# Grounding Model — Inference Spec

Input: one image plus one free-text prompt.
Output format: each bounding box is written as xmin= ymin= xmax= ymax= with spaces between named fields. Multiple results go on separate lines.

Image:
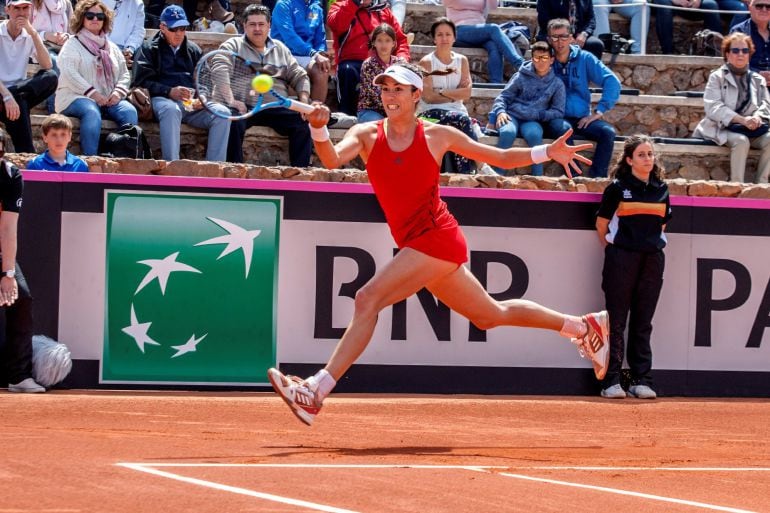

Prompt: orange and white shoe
xmin=572 ymin=311 xmax=610 ymax=380
xmin=267 ymin=368 xmax=321 ymax=426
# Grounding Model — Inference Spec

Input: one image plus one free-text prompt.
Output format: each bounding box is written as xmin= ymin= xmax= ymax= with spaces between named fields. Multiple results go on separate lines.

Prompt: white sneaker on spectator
xmin=600 ymin=383 xmax=626 ymax=399
xmin=628 ymin=384 xmax=657 ymax=399
xmin=8 ymin=377 xmax=45 ymax=393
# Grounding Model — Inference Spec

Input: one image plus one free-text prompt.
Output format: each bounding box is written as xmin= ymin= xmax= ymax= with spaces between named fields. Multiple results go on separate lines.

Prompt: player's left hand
xmin=548 ymin=128 xmax=593 ymax=178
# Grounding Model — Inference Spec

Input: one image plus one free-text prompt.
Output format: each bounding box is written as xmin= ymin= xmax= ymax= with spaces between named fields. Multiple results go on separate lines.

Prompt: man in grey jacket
xmin=489 ymin=41 xmax=567 ymax=176
xmin=223 ymin=4 xmax=312 ymax=165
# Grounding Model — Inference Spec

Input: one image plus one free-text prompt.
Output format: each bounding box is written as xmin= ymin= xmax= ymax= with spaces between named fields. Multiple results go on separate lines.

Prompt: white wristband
xmin=531 ymin=144 xmax=549 ymax=164
xmin=2 ymin=95 xmax=12 ymax=103
xmin=310 ymin=125 xmax=330 ymax=142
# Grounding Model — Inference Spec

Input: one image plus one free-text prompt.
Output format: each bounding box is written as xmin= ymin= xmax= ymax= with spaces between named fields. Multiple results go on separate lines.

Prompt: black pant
xmin=1 ymin=69 xmax=58 ymax=153
xmin=226 ymin=106 xmax=311 ymax=166
xmin=601 ymin=245 xmax=664 ymax=388
xmin=336 ymin=60 xmax=363 ymax=116
xmin=0 ymin=263 xmax=34 ymax=385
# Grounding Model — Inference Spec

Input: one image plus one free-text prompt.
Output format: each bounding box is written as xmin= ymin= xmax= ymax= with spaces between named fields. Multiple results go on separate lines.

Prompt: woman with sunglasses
xmin=694 ymin=32 xmax=770 ymax=183
xmin=54 ymin=0 xmax=138 ymax=155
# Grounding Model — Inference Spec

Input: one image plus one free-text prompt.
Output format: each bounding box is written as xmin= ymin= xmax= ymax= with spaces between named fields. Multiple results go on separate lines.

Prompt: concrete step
xmin=17 ymin=113 xmax=751 ymax=182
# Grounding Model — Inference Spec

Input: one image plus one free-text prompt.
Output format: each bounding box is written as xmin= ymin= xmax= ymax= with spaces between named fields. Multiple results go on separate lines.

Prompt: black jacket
xmin=536 ymin=0 xmax=597 ymax=40
xmin=132 ymin=32 xmax=202 ymax=98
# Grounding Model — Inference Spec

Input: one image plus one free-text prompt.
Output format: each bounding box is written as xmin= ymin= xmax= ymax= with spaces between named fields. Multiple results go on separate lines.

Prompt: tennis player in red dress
xmin=269 ymin=64 xmax=610 ymax=425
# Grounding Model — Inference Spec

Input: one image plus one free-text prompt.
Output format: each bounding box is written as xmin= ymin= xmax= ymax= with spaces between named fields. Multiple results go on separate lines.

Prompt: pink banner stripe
xmin=21 ymin=171 xmax=770 ymax=209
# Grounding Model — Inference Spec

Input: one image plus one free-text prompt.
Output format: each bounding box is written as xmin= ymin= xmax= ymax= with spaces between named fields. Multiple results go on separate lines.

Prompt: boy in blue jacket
xmin=26 ymin=115 xmax=88 ymax=172
xmin=490 ymin=41 xmax=566 ymax=176
xmin=548 ymin=18 xmax=620 ymax=178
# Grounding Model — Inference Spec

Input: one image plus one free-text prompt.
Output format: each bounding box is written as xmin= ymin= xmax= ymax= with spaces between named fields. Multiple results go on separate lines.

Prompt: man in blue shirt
xmin=26 ymin=114 xmax=88 ymax=172
xmin=731 ymin=0 xmax=770 ymax=81
xmin=548 ymin=18 xmax=620 ymax=177
xmin=270 ymin=0 xmax=331 ymax=103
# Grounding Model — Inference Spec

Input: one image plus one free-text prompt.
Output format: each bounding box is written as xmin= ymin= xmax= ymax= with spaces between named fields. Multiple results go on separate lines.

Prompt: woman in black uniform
xmin=596 ymin=134 xmax=671 ymax=399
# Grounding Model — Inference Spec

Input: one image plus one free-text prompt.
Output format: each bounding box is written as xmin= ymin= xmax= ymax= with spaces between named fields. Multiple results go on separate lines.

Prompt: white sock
xmin=304 ymin=369 xmax=336 ymax=402
xmin=560 ymin=316 xmax=587 ymax=339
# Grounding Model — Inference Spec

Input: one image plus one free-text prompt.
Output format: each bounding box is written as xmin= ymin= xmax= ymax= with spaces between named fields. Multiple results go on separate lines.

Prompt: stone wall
xmin=9 ymin=152 xmax=770 ymax=198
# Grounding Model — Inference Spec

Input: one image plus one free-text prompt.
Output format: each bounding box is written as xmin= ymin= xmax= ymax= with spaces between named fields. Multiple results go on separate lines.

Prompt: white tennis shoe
xmin=267 ymin=368 xmax=321 ymax=426
xmin=572 ymin=311 xmax=610 ymax=380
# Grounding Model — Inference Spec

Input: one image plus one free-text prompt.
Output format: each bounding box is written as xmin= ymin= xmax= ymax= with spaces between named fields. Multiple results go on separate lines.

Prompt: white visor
xmin=373 ymin=65 xmax=423 ymax=91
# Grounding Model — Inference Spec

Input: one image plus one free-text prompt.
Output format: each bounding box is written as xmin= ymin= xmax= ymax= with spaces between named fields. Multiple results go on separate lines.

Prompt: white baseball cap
xmin=373 ymin=65 xmax=423 ymax=91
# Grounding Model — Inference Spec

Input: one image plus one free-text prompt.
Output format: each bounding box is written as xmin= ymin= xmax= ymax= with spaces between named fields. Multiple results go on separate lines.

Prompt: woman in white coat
xmin=55 ymin=0 xmax=137 ymax=155
xmin=694 ymin=32 xmax=770 ymax=183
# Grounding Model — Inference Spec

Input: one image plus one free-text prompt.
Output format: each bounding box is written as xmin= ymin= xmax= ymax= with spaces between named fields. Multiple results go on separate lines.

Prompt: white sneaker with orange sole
xmin=572 ymin=311 xmax=610 ymax=380
xmin=267 ymin=368 xmax=322 ymax=426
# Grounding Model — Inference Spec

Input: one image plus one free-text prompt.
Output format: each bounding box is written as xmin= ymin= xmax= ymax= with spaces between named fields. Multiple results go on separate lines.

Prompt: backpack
xmin=690 ymin=30 xmax=724 ymax=57
xmin=99 ymin=124 xmax=152 ymax=159
xmin=499 ymin=21 xmax=532 ymax=58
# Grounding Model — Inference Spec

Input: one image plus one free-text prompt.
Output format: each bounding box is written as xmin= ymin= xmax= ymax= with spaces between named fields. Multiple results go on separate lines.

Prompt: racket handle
xmin=286 ymin=99 xmax=315 ymax=115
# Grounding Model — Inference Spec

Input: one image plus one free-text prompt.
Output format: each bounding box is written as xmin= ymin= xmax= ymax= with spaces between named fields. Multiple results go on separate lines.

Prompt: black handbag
xmin=726 ymin=123 xmax=770 ymax=138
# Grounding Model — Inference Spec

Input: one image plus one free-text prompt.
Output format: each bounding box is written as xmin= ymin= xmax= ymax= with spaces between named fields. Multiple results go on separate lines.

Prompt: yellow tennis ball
xmin=252 ymin=74 xmax=273 ymax=94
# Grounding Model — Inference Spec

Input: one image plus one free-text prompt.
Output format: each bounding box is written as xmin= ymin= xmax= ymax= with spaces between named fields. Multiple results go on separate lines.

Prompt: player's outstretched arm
xmin=443 ymin=126 xmax=593 ymax=178
xmin=307 ymin=104 xmax=364 ymax=169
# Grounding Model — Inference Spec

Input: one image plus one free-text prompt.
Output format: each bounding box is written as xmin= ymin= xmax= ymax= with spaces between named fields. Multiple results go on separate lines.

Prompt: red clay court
xmin=1 ymin=391 xmax=769 ymax=512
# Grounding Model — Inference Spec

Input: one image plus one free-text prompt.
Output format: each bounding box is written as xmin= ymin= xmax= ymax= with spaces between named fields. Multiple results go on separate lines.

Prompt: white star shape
xmin=135 ymin=252 xmax=201 ymax=295
xmin=194 ymin=217 xmax=261 ymax=278
xmin=170 ymin=333 xmax=208 ymax=358
xmin=121 ymin=304 xmax=161 ymax=353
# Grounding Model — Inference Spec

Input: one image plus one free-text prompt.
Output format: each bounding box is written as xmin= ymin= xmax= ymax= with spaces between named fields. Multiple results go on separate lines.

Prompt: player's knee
xmin=353 ymin=285 xmax=381 ymax=318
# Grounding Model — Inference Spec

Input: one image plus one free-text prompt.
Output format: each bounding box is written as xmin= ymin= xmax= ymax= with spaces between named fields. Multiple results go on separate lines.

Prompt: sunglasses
xmin=84 ymin=11 xmax=106 ymax=20
xmin=730 ymin=47 xmax=751 ymax=54
xmin=167 ymin=26 xmax=187 ymax=33
xmin=532 ymin=55 xmax=552 ymax=62
xmin=754 ymin=3 xmax=770 ymax=9
xmin=548 ymin=34 xmax=571 ymax=41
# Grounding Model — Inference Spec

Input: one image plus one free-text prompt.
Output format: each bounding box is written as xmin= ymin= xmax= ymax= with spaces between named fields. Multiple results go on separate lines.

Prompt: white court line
xmin=120 ymin=463 xmax=507 ymax=469
xmin=465 ymin=468 xmax=758 ymax=513
xmin=506 ymin=466 xmax=770 ymax=472
xmin=116 ymin=463 xmax=360 ymax=513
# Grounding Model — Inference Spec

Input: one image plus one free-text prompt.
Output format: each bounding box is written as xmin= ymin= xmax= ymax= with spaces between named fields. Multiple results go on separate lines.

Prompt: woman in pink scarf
xmin=55 ymin=0 xmax=137 ymax=155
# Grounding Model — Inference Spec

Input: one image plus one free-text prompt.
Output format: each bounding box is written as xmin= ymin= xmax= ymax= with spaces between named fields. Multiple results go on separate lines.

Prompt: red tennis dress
xmin=366 ymin=119 xmax=468 ymax=264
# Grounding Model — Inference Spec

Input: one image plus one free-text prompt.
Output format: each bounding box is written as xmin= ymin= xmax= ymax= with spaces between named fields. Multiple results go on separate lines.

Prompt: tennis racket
xmin=194 ymin=49 xmax=314 ymax=121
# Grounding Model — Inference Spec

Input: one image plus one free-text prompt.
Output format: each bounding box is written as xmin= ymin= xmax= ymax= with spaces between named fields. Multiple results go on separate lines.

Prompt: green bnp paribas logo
xmin=102 ymin=192 xmax=280 ymax=385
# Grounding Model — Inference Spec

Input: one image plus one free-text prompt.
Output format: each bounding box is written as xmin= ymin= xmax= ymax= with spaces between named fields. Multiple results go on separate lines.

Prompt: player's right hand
xmin=307 ymin=103 xmax=331 ymax=128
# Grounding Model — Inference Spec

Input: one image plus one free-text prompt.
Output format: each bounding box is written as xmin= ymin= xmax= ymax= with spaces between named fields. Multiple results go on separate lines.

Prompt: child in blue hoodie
xmin=489 ymin=41 xmax=566 ymax=176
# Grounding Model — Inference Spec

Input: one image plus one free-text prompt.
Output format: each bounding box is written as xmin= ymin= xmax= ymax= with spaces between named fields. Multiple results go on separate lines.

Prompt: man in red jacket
xmin=327 ymin=0 xmax=410 ymax=115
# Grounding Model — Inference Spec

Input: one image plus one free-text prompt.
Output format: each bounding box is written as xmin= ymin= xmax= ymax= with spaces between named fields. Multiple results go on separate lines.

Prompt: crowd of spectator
xmin=0 ymin=0 xmax=768 ymax=183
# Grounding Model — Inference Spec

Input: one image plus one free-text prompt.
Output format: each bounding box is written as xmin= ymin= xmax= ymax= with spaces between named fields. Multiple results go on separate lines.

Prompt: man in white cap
xmin=267 ymin=63 xmax=612 ymax=427
xmin=0 ymin=0 xmax=57 ymax=153
xmin=132 ymin=5 xmax=230 ymax=162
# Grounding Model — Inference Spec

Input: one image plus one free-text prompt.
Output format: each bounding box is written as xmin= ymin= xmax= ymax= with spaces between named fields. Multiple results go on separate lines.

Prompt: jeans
xmin=652 ymin=0 xmax=722 ymax=54
xmin=561 ymin=117 xmax=616 ymax=177
xmin=0 ymin=262 xmax=34 ymax=385
xmin=602 ymin=245 xmax=664 ymax=388
xmin=227 ymin=106 xmax=311 ymax=166
xmin=717 ymin=0 xmax=749 ymax=29
xmin=336 ymin=60 xmax=363 ymax=116
xmin=496 ymin=117 xmax=568 ymax=175
xmin=455 ymin=24 xmax=524 ymax=83
xmin=152 ymin=97 xmax=231 ymax=162
xmin=357 ymin=109 xmax=385 ymax=123
xmin=1 ymin=69 xmax=58 ymax=153
xmin=46 ymin=50 xmax=61 ymax=114
xmin=62 ymin=98 xmax=138 ymax=155
xmin=594 ymin=0 xmax=649 ymax=54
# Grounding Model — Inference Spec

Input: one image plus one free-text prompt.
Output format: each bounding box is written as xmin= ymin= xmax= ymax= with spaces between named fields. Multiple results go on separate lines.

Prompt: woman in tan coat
xmin=694 ymin=32 xmax=770 ymax=183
